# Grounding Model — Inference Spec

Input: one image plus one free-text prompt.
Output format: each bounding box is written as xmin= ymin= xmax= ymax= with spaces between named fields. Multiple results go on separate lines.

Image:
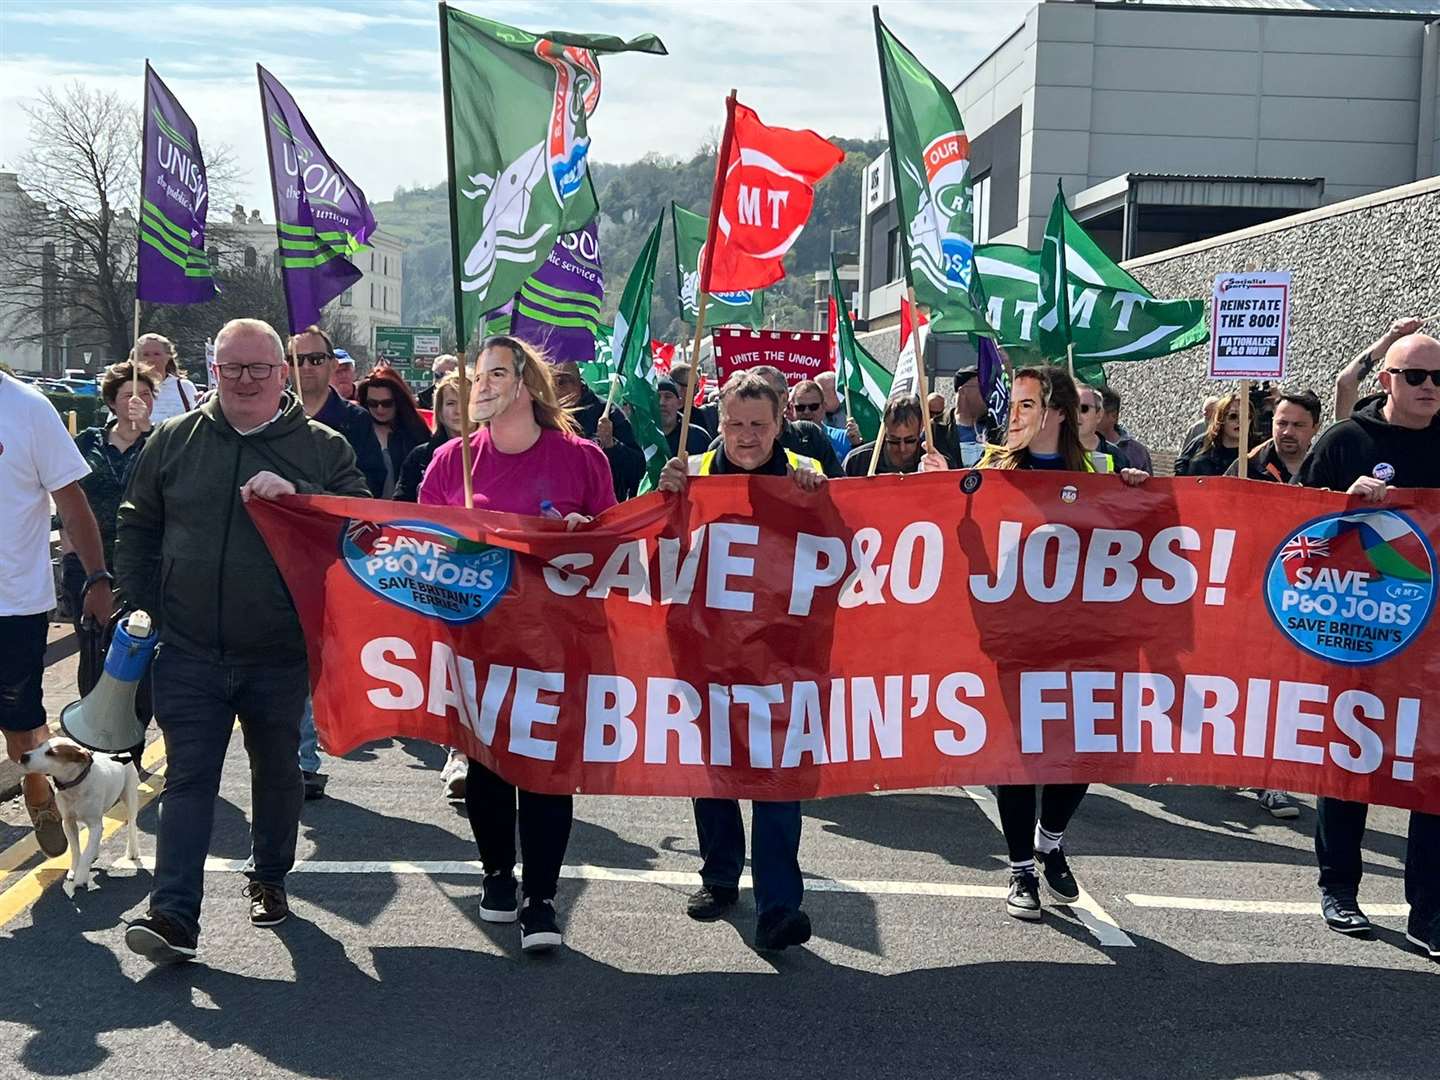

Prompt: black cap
xmin=954 ymin=369 xmax=978 ymax=387
xmin=656 ymin=377 xmax=680 ymax=397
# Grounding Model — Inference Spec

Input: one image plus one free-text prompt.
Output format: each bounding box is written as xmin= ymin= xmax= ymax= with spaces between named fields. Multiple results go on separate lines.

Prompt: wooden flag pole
xmin=1236 ymin=379 xmax=1252 ymax=481
xmin=1066 ymin=342 xmax=1076 ymax=379
xmin=601 ymin=372 xmax=621 ymax=418
xmin=130 ymin=299 xmax=142 ymax=414
xmin=865 ymin=410 xmax=887 ymax=476
xmin=678 ymin=87 xmax=738 ymax=465
xmin=457 ymin=323 xmax=480 ymax=510
xmin=912 ymin=286 xmax=935 ymax=458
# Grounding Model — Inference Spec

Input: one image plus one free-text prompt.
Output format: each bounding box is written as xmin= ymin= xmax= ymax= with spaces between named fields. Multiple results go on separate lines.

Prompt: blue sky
xmin=1 ymin=0 xmax=1034 ymax=213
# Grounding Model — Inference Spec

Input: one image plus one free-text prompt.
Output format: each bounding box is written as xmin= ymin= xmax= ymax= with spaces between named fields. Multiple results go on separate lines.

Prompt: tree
xmin=0 ymin=82 xmax=240 ymax=373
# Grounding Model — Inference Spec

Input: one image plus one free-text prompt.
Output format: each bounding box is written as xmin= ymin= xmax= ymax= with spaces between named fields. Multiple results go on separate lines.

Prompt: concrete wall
xmin=1109 ymin=177 xmax=1440 ymax=455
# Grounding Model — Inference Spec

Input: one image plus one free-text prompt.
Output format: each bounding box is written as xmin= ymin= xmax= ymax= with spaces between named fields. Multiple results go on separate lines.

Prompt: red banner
xmin=248 ymin=473 xmax=1440 ymax=811
xmin=713 ymin=328 xmax=833 ymax=387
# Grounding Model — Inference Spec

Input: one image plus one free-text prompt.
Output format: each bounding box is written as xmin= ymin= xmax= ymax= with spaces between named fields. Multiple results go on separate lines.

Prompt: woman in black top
xmin=1175 ymin=391 xmax=1243 ymax=476
xmin=357 ymin=366 xmax=431 ymax=498
xmin=949 ymin=366 xmax=1147 ymax=922
xmin=393 ymin=371 xmax=462 ymax=503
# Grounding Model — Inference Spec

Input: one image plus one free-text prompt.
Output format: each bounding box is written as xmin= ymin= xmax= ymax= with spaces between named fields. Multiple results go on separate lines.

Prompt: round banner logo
xmin=1264 ymin=509 xmax=1436 ymax=665
xmin=341 ymin=520 xmax=512 ymax=625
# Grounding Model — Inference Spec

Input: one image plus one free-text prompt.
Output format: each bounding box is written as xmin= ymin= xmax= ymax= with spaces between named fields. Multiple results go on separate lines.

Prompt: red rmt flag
xmin=702 ymin=97 xmax=844 ymax=293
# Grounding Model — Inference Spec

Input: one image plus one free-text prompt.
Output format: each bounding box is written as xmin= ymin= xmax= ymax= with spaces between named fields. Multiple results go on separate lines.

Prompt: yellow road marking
xmin=0 ymin=739 xmax=169 ymax=927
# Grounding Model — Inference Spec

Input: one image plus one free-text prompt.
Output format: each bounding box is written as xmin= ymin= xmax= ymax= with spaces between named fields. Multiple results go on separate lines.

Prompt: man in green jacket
xmin=116 ymin=317 xmax=370 ymax=965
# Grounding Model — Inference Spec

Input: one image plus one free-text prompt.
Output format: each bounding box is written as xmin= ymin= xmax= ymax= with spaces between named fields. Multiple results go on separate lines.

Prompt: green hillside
xmin=373 ymin=138 xmax=885 ymax=347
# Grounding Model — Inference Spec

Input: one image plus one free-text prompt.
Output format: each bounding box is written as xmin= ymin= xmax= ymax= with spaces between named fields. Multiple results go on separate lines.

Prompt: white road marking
xmin=129 ymin=857 xmax=1009 ymax=898
xmin=1126 ymin=894 xmax=1410 ymax=917
xmin=961 ymin=786 xmax=1136 ymax=948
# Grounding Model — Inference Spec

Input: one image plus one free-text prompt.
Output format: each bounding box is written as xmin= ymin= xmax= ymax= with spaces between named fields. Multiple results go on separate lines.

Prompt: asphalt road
xmin=1 ymin=725 xmax=1436 ymax=1079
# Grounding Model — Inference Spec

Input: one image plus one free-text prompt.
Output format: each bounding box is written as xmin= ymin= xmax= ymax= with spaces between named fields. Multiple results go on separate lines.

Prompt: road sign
xmin=374 ymin=325 xmax=444 ymax=362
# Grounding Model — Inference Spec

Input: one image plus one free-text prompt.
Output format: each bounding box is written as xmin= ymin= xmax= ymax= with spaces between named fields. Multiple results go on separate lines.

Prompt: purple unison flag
xmin=976 ymin=334 xmax=1010 ymax=441
xmin=137 ymin=63 xmax=216 ymax=303
xmin=258 ymin=65 xmax=376 ymax=333
xmin=508 ymin=222 xmax=604 ymax=362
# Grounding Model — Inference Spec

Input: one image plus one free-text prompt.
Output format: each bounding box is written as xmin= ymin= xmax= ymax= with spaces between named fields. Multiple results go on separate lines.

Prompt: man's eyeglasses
xmin=293 ymin=351 xmax=333 ymax=367
xmin=1387 ymin=368 xmax=1440 ymax=388
xmin=793 ymin=401 xmax=824 ymax=414
xmin=884 ymin=435 xmax=921 ymax=448
xmin=218 ymin=363 xmax=278 ymax=381
xmin=366 ymin=398 xmax=396 ymax=411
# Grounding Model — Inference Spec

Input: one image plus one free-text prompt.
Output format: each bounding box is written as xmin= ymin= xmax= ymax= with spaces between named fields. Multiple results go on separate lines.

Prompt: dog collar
xmin=54 ymin=759 xmax=93 ymax=791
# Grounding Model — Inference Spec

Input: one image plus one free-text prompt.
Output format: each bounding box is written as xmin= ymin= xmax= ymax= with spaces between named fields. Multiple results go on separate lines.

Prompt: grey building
xmin=858 ymin=0 xmax=1440 ymax=332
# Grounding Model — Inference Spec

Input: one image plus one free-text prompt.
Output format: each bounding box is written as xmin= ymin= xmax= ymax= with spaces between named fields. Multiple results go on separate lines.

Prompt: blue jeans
xmin=298 ymin=696 xmax=321 ymax=774
xmin=693 ymin=798 xmax=803 ymax=920
xmin=150 ymin=645 xmax=307 ymax=936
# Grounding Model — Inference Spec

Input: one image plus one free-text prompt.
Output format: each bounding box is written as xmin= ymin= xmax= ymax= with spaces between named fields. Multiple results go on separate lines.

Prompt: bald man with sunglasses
xmin=1296 ymin=332 xmax=1440 ymax=960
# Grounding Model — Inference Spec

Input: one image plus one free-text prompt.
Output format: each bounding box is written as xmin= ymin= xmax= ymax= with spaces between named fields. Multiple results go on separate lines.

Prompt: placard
xmin=1209 ymin=271 xmax=1291 ymax=380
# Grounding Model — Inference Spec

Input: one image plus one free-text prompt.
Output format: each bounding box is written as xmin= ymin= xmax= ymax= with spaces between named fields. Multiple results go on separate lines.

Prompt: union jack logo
xmin=1281 ymin=535 xmax=1330 ymax=561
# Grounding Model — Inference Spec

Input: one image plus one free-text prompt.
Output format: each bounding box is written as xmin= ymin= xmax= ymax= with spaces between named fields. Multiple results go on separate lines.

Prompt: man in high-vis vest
xmin=657 ymin=371 xmax=824 ymax=952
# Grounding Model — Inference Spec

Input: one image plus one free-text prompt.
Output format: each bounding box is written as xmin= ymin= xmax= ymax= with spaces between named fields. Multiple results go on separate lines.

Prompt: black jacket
xmin=394 ymin=429 xmax=456 ymax=503
xmin=709 ymin=418 xmax=843 ymax=478
xmin=115 ymin=393 xmax=370 ymax=664
xmin=1297 ymin=393 xmax=1440 ymax=491
xmin=1175 ymin=439 xmax=1238 ymax=477
xmin=379 ymin=425 xmax=427 ymax=498
xmin=666 ymin=421 xmax=712 ymax=457
xmin=313 ymin=387 xmax=384 ymax=497
xmin=570 ymin=386 xmax=646 ymax=501
xmin=1225 ymin=439 xmax=1297 ymax=484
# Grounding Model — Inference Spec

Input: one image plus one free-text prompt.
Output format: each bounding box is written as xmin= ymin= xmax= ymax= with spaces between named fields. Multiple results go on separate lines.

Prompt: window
xmin=370 ymin=282 xmax=377 ymax=308
xmin=243 ymin=245 xmax=257 ymax=269
xmin=382 ymin=285 xmax=389 ymax=312
xmin=340 ymin=288 xmax=352 ymax=307
xmin=383 ymin=255 xmax=390 ymax=277
xmin=886 ymin=227 xmax=902 ymax=283
xmin=972 ymin=172 xmax=991 ymax=245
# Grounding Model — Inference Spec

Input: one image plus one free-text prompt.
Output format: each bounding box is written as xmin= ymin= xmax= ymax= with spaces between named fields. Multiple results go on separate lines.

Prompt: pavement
xmin=2 ymin=651 xmax=1437 ymax=1079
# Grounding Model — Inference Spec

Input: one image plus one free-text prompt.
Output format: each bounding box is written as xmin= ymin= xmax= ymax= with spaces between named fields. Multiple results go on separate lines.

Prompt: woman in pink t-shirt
xmin=419 ymin=335 xmax=615 ymax=953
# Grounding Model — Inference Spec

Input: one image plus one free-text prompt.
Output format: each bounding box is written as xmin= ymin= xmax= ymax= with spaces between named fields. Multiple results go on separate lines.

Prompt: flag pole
xmin=1237 ymin=379 xmax=1251 ymax=481
xmin=678 ymin=88 xmax=738 ymax=463
xmin=912 ymin=285 xmax=935 ymax=458
xmin=131 ymin=61 xmax=150 ymax=416
xmin=601 ymin=372 xmax=621 ymax=419
xmin=1067 ymin=342 xmax=1075 ymax=378
xmin=438 ymin=1 xmax=475 ymax=508
xmin=257 ymin=63 xmax=306 ymax=412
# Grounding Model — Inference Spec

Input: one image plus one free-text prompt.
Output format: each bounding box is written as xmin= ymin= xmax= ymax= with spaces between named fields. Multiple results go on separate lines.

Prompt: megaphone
xmin=61 ymin=610 xmax=157 ymax=753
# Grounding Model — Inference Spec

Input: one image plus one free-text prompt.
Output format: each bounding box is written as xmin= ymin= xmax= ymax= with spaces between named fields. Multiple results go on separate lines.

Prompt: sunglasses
xmin=293 ymin=351 xmax=333 ymax=367
xmin=1078 ymin=404 xmax=1096 ymax=414
xmin=793 ymin=401 xmax=824 ymax=413
xmin=366 ymin=398 xmax=396 ymax=410
xmin=883 ymin=436 xmax=921 ymax=448
xmin=1387 ymin=368 xmax=1440 ymax=388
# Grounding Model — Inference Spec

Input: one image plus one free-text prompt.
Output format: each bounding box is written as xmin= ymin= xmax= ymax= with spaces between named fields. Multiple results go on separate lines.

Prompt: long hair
xmin=479 ymin=335 xmax=578 ymax=435
xmin=982 ymin=365 xmax=1087 ymax=472
xmin=129 ymin=332 xmax=183 ymax=378
xmin=1201 ymin=391 xmax=1240 ymax=452
xmin=431 ymin=371 xmax=463 ymax=437
xmin=358 ymin=366 xmax=430 ymax=443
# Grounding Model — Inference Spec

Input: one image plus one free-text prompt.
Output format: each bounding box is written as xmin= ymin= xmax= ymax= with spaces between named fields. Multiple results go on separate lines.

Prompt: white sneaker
xmin=1258 ymin=790 xmax=1300 ymax=819
xmin=441 ymin=749 xmax=467 ymax=801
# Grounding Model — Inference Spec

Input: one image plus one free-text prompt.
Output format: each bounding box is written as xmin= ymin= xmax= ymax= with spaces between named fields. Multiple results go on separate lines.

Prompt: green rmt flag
xmin=974 ymin=185 xmax=1209 ymax=376
xmin=829 ymin=257 xmax=891 ymax=443
xmin=439 ymin=6 xmax=665 ymax=342
xmin=611 ymin=214 xmax=670 ymax=493
xmin=873 ymin=9 xmax=988 ymax=335
xmin=670 ymin=202 xmax=766 ymax=329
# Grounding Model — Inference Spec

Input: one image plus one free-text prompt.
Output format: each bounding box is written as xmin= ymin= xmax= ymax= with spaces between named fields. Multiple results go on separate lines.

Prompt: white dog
xmin=18 ymin=736 xmax=140 ymax=897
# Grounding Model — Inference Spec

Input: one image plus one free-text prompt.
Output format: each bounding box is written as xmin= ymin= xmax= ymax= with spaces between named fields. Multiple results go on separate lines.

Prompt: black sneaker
xmin=302 ymin=771 xmax=328 ymax=800
xmin=125 ymin=912 xmax=198 ymax=964
xmin=754 ymin=909 xmax=812 ymax=952
xmin=686 ymin=884 xmax=740 ymax=921
xmin=519 ymin=899 xmax=562 ymax=952
xmin=1006 ymin=871 xmax=1042 ymax=921
xmin=1404 ymin=915 xmax=1440 ymax=960
xmin=243 ymin=881 xmax=289 ymax=928
xmin=1320 ymin=893 xmax=1372 ymax=936
xmin=479 ymin=873 xmax=519 ymax=924
xmin=1036 ymin=847 xmax=1080 ymax=904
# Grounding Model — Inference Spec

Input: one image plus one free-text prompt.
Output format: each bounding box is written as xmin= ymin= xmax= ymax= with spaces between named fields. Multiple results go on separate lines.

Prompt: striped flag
xmin=509 ymin=222 xmax=604 ymax=361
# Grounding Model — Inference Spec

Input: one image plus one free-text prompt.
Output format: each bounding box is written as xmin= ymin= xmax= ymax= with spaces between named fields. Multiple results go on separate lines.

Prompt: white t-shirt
xmin=149 ymin=374 xmax=198 ymax=424
xmin=0 ymin=374 xmax=91 ymax=616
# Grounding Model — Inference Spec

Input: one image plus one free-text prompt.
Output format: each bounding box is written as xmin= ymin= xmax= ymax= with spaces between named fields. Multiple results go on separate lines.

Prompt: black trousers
xmin=1315 ymin=797 xmax=1440 ymax=926
xmin=464 ymin=758 xmax=572 ymax=902
xmin=996 ymin=784 xmax=1090 ymax=864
